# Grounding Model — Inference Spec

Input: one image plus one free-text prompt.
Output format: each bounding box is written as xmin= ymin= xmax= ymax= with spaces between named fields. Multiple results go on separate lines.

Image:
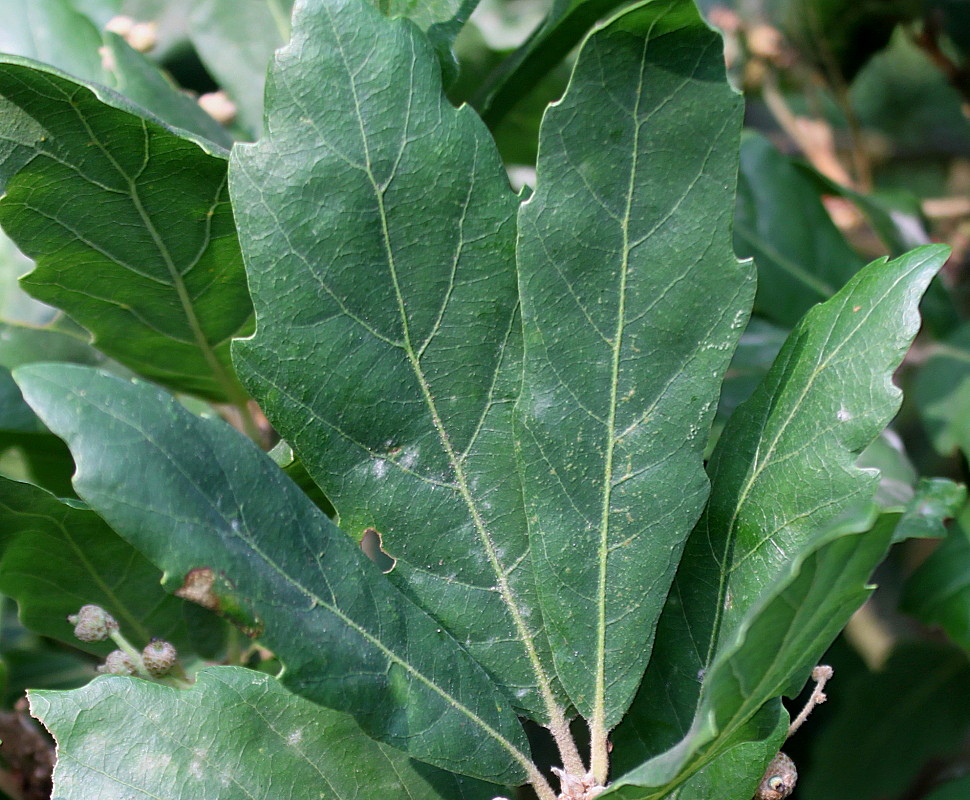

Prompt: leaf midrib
xmin=63 ymin=379 xmax=539 ymax=784
xmin=590 ymin=32 xmax=648 ymax=759
xmin=703 ymin=261 xmax=918 ymax=671
xmin=320 ymin=2 xmax=571 ymax=764
xmin=12 ymin=69 xmax=243 ymax=402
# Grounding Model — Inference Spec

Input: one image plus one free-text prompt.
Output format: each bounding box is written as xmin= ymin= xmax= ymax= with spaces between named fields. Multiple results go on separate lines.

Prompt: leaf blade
xmin=613 ymin=244 xmax=948 ymax=781
xmin=0 ymin=57 xmax=251 ymax=401
xmin=230 ymin=0 xmax=562 ymax=728
xmin=32 ymin=666 xmax=507 ymax=800
xmin=16 ymin=363 xmax=533 ymax=784
xmin=0 ymin=474 xmax=202 ymax=656
xmin=515 ymin=0 xmax=753 ymax=742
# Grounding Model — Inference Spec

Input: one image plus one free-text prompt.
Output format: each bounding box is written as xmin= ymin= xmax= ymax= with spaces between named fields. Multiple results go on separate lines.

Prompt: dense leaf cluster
xmin=0 ymin=1 xmax=966 ymax=800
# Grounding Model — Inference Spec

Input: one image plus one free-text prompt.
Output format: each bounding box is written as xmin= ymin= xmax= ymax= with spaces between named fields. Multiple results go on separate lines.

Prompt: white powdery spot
xmin=398 ymin=446 xmax=419 ymax=470
xmin=137 ymin=753 xmax=171 ymax=774
xmin=837 ymin=406 xmax=851 ymax=422
xmin=372 ymin=458 xmax=387 ymax=479
xmin=287 ymin=729 xmax=304 ymax=746
xmin=189 ymin=748 xmax=208 ymax=779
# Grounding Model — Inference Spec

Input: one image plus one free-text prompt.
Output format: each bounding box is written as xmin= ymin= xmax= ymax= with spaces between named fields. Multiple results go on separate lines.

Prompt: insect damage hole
xmin=361 ymin=528 xmax=396 ymax=572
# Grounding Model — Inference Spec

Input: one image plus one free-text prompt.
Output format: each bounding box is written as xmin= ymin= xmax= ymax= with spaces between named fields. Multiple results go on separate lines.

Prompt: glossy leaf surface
xmin=516 ymin=0 xmax=752 ymax=732
xmin=17 ymin=363 xmax=533 ymax=784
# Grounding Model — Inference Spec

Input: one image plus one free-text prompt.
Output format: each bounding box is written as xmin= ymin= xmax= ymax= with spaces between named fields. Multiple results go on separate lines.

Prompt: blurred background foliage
xmin=0 ymin=1 xmax=969 ymax=798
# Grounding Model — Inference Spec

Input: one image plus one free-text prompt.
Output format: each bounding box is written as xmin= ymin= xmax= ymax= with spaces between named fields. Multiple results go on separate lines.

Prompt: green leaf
xmin=515 ymin=0 xmax=752 ymax=744
xmin=0 ymin=57 xmax=252 ymax=402
xmin=16 ymin=363 xmax=535 ymax=785
xmin=230 ymin=0 xmax=561 ymax=728
xmin=0 ymin=228 xmax=51 ymax=325
xmin=1 ymin=623 xmax=96 ymax=703
xmin=0 ymin=367 xmax=45 ymax=434
xmin=792 ymin=163 xmax=960 ymax=338
xmin=902 ymin=508 xmax=970 ymax=651
xmin=471 ymin=0 xmax=637 ymax=127
xmin=854 ymin=435 xmax=966 ymax=542
xmin=716 ymin=318 xmax=788 ymax=430
xmin=374 ymin=0 xmax=476 ymax=30
xmin=915 ymin=321 xmax=970 ymax=458
xmin=97 ymin=32 xmax=235 ymax=146
xmin=189 ymin=0 xmax=295 ymax=137
xmin=0 ymin=311 xmax=104 ymax=494
xmin=189 ymin=0 xmax=477 ymax=139
xmin=924 ymin=776 xmax=970 ymax=800
xmin=0 ymin=474 xmax=199 ymax=655
xmin=0 ymin=368 xmax=75 ymax=495
xmin=735 ymin=133 xmax=864 ymax=328
xmin=800 ymin=643 xmax=970 ymax=800
xmin=31 ymin=666 xmax=504 ymax=800
xmin=63 ymin=0 xmax=120 ymax=26
xmin=658 ymin=707 xmax=787 ymax=800
xmin=611 ymin=245 xmax=946 ymax=784
xmin=0 ymin=0 xmax=105 ymax=83
xmin=889 ymin=478 xmax=965 ymax=543
xmin=607 ymin=516 xmax=895 ymax=800
xmin=0 ymin=0 xmax=233 ymax=146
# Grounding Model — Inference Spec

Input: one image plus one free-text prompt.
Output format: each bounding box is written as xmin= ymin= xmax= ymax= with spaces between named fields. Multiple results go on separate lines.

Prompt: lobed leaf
xmin=0 ymin=57 xmax=251 ymax=401
xmin=17 ymin=363 xmax=534 ymax=784
xmin=31 ymin=666 xmax=504 ymax=800
xmin=610 ymin=244 xmax=946 ymax=788
xmin=515 ymin=0 xmax=752 ymax=743
xmin=230 ymin=0 xmax=561 ymax=726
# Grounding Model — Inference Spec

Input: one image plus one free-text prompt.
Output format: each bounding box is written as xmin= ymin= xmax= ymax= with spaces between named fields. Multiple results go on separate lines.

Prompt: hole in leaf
xmin=361 ymin=528 xmax=395 ymax=573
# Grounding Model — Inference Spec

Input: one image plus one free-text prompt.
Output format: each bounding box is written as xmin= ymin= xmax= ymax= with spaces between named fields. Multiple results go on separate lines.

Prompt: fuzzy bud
xmin=756 ymin=752 xmax=797 ymax=800
xmin=67 ymin=605 xmax=119 ymax=642
xmin=141 ymin=639 xmax=177 ymax=677
xmin=98 ymin=649 xmax=138 ymax=675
